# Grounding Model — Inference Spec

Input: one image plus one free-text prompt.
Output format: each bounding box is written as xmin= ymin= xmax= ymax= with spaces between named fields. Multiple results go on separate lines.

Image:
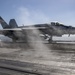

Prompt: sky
xmin=0 ymin=0 xmax=75 ymax=26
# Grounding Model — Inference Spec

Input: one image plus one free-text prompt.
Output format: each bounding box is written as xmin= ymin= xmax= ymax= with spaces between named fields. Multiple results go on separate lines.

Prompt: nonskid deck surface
xmin=0 ymin=42 xmax=75 ymax=75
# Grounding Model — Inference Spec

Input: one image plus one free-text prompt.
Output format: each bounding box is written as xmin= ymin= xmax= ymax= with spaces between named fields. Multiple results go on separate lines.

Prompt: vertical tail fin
xmin=0 ymin=16 xmax=9 ymax=29
xmin=9 ymin=19 xmax=18 ymax=28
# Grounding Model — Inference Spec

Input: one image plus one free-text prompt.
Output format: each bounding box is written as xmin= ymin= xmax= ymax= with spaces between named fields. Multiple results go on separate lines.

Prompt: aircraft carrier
xmin=0 ymin=41 xmax=75 ymax=75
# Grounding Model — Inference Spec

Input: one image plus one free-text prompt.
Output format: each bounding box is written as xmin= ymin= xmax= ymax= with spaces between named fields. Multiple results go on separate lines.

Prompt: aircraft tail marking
xmin=0 ymin=16 xmax=9 ymax=29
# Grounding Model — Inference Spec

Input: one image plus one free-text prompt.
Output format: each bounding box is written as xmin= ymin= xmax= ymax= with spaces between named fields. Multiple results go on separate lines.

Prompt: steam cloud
xmin=25 ymin=26 xmax=52 ymax=59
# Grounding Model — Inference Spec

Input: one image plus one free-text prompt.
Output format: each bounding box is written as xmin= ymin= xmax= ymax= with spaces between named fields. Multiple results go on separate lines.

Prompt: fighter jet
xmin=0 ymin=16 xmax=75 ymax=43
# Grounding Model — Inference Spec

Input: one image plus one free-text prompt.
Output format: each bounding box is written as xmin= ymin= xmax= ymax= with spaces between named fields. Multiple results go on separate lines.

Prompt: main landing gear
xmin=48 ymin=36 xmax=53 ymax=43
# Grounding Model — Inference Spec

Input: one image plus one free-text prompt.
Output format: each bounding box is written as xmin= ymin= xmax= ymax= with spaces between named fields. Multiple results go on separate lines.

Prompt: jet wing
xmin=0 ymin=28 xmax=21 ymax=35
xmin=0 ymin=27 xmax=46 ymax=34
xmin=0 ymin=27 xmax=46 ymax=30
